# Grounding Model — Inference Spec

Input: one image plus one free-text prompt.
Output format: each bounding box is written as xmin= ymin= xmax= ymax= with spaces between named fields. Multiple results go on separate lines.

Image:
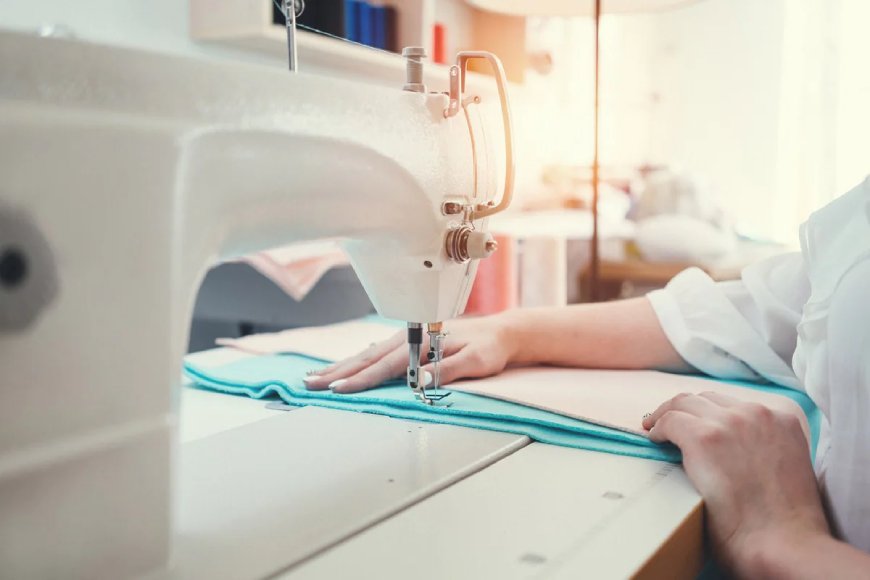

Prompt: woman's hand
xmin=303 ymin=314 xmax=518 ymax=394
xmin=643 ymin=392 xmax=829 ymax=577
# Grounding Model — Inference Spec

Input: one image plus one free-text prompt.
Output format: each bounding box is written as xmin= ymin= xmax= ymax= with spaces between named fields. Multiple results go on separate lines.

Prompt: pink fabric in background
xmin=464 ymin=233 xmax=518 ymax=315
xmin=242 ymin=241 xmax=349 ymax=302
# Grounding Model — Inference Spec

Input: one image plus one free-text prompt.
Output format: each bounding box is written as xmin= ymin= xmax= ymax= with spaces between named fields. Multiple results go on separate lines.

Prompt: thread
xmin=433 ymin=23 xmax=447 ymax=64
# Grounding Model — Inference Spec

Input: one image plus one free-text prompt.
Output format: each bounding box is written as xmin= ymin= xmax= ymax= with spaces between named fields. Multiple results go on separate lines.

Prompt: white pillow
xmin=635 ymin=214 xmax=736 ymax=263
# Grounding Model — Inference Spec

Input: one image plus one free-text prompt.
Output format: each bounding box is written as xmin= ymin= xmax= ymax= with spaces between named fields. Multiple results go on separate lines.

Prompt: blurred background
xmin=3 ymin=0 xmax=868 ymax=347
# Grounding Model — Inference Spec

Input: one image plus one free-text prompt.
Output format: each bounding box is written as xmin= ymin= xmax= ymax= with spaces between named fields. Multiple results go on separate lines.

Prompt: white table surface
xmin=173 ymin=348 xmax=702 ymax=579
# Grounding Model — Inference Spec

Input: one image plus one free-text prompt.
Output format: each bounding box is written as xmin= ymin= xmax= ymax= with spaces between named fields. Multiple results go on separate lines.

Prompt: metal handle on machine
xmin=444 ymin=51 xmax=515 ymax=221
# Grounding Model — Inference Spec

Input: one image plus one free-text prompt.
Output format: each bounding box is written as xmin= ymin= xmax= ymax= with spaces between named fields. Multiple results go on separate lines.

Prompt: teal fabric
xmin=184 ymin=352 xmax=822 ymax=464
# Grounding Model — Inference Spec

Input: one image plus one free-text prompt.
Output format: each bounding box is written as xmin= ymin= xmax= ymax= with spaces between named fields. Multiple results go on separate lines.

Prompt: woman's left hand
xmin=643 ymin=392 xmax=829 ymax=577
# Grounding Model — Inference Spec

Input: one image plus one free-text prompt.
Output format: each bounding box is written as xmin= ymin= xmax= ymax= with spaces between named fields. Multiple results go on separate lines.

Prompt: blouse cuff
xmin=646 ymin=270 xmax=761 ymax=381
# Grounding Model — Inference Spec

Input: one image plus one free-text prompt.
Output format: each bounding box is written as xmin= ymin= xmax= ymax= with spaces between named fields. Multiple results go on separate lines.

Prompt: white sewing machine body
xmin=0 ymin=30 xmax=504 ymax=577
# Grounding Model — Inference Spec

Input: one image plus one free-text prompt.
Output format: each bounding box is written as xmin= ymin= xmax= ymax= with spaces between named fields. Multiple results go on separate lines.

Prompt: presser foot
xmin=415 ymin=323 xmax=451 ymax=406
xmin=407 ymin=369 xmax=452 ymax=406
xmin=407 ymin=322 xmax=453 ymax=406
xmin=411 ymin=388 xmax=452 ymax=407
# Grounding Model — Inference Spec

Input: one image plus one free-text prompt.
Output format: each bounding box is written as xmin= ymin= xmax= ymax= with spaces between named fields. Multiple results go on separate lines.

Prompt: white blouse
xmin=647 ymin=176 xmax=870 ymax=551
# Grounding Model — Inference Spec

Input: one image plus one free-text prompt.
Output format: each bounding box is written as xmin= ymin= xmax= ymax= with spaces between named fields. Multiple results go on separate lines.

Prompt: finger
xmin=642 ymin=392 xmax=723 ymax=430
xmin=424 ymin=347 xmax=489 ymax=386
xmin=307 ymin=343 xmax=387 ymax=383
xmin=439 ymin=332 xmax=466 ymax=357
xmin=647 ymin=409 xmax=702 ymax=446
xmin=304 ymin=333 xmax=404 ymax=389
xmin=322 ymin=331 xmax=404 ymax=375
xmin=329 ymin=348 xmax=413 ymax=394
xmin=643 ymin=393 xmax=696 ymax=429
xmin=695 ymin=391 xmax=742 ymax=407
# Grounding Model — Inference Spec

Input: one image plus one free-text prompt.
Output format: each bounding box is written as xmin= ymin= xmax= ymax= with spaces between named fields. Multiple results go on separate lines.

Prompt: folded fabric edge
xmin=185 ymin=376 xmax=683 ymax=464
xmin=183 ymin=361 xmax=659 ymax=449
xmin=183 ymin=361 xmax=685 ymax=464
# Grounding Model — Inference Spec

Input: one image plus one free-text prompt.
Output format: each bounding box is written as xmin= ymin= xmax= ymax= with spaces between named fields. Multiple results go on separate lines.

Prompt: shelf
xmin=191 ymin=0 xmax=428 ymax=83
xmin=190 ymin=0 xmax=526 ymax=85
xmin=217 ymin=26 xmax=461 ymax=88
xmin=464 ymin=0 xmax=700 ymax=16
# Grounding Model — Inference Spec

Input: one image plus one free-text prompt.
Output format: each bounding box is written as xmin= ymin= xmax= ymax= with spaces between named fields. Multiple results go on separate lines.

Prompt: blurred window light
xmin=774 ymin=0 xmax=870 ymax=242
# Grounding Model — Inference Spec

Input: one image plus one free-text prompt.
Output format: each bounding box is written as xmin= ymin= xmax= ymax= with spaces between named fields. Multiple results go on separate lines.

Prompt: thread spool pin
xmin=402 ymin=47 xmax=427 ymax=93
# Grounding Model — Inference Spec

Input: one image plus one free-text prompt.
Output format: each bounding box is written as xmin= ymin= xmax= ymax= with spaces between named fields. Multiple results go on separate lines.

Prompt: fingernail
xmin=422 ymin=370 xmax=433 ymax=387
xmin=328 ymin=379 xmax=348 ymax=391
xmin=642 ymin=413 xmax=651 ymax=419
xmin=303 ymin=375 xmax=320 ymax=384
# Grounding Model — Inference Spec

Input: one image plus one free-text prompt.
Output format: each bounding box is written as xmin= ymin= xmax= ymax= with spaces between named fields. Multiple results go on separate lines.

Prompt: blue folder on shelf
xmin=357 ymin=2 xmax=373 ymax=46
xmin=343 ymin=0 xmax=360 ymax=42
xmin=372 ymin=6 xmax=387 ymax=50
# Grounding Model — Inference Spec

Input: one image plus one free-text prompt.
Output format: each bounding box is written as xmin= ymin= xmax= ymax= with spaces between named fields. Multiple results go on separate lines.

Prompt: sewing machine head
xmin=364 ymin=47 xmax=515 ymax=405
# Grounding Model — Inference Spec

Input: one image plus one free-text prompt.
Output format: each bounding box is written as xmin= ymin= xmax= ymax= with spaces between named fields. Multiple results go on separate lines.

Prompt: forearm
xmin=746 ymin=531 xmax=870 ymax=580
xmin=498 ymin=297 xmax=690 ymax=372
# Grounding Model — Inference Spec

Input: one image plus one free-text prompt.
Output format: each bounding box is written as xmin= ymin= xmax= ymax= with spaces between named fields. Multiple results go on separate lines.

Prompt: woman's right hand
xmin=303 ymin=314 xmax=519 ymax=394
xmin=302 ymin=297 xmax=688 ymax=394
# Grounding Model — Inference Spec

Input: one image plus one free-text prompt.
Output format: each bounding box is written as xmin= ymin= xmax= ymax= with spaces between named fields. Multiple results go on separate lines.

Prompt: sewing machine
xmin=0 ymin=26 xmax=702 ymax=580
xmin=0 ymin=19 xmax=515 ymax=574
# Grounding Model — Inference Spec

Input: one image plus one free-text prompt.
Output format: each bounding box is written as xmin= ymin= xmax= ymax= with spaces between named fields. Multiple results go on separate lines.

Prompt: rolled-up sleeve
xmin=646 ymin=252 xmax=810 ymax=390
